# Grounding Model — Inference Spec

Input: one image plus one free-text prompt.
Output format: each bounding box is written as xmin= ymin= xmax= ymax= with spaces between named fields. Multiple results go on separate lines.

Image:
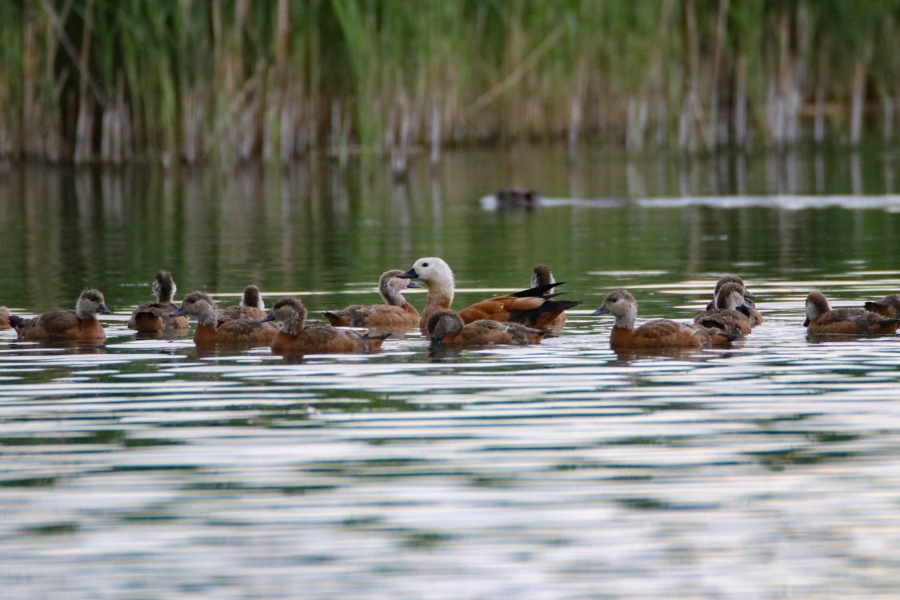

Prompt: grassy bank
xmin=2 ymin=0 xmax=900 ymax=164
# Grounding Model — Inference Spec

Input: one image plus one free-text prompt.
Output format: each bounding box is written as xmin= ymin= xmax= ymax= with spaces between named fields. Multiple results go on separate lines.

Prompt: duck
xmin=217 ymin=285 xmax=267 ymax=324
xmin=128 ymin=270 xmax=189 ymax=332
xmin=804 ymin=291 xmax=899 ymax=335
xmin=263 ymin=297 xmax=390 ymax=354
xmin=322 ymin=270 xmax=422 ymax=328
xmin=863 ymin=294 xmax=900 ymax=318
xmin=495 ymin=188 xmax=541 ymax=210
xmin=531 ymin=264 xmax=570 ymax=329
xmin=693 ymin=281 xmax=752 ymax=335
xmin=427 ymin=310 xmax=549 ymax=346
xmin=9 ymin=289 xmax=111 ymax=342
xmin=592 ymin=289 xmax=737 ymax=349
xmin=397 ymin=257 xmax=581 ymax=335
xmin=706 ymin=274 xmax=763 ymax=327
xmin=171 ymin=291 xmax=277 ymax=345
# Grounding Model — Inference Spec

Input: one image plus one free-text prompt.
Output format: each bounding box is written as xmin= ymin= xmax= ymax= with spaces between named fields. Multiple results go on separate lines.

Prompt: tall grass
xmin=2 ymin=0 xmax=900 ymax=164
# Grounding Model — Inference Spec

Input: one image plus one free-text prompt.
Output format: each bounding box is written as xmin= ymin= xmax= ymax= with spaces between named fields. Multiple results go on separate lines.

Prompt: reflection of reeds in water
xmin=2 ymin=1 xmax=900 ymax=164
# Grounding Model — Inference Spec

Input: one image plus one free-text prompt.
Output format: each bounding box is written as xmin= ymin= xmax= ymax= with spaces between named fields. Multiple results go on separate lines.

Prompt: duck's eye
xmin=422 ymin=262 xmax=429 ymax=267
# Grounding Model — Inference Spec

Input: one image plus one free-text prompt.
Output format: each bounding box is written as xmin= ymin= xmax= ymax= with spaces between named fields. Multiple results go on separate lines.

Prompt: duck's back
xmin=272 ymin=325 xmax=367 ymax=354
xmin=129 ymin=302 xmax=188 ymax=331
xmin=20 ymin=310 xmax=105 ymax=342
xmin=218 ymin=305 xmax=267 ymax=323
xmin=324 ymin=303 xmax=418 ymax=328
xmin=694 ymin=308 xmax=751 ymax=335
xmin=809 ymin=309 xmax=900 ymax=335
xmin=612 ymin=319 xmax=706 ymax=349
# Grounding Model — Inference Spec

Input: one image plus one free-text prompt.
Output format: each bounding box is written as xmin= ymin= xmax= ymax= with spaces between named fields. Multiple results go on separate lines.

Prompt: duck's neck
xmin=195 ymin=306 xmax=219 ymax=326
xmin=283 ymin=310 xmax=307 ymax=336
xmin=380 ymin=281 xmax=406 ymax=307
xmin=421 ymin=282 xmax=453 ymax=326
xmin=614 ymin=307 xmax=637 ymax=330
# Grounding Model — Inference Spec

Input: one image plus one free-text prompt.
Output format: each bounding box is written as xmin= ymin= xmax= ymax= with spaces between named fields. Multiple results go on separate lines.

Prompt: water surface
xmin=2 ymin=143 xmax=900 ymax=597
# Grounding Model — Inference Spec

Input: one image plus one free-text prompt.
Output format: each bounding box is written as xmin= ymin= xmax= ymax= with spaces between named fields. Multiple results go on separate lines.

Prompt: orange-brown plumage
xmin=594 ymin=289 xmax=737 ymax=350
xmin=128 ymin=270 xmax=189 ymax=332
xmin=12 ymin=289 xmax=111 ymax=343
xmin=172 ymin=291 xmax=277 ymax=345
xmin=397 ymin=257 xmax=580 ymax=335
xmin=427 ymin=310 xmax=549 ymax=346
xmin=805 ymin=291 xmax=899 ymax=335
xmin=266 ymin=297 xmax=389 ymax=354
xmin=323 ymin=270 xmax=420 ymax=329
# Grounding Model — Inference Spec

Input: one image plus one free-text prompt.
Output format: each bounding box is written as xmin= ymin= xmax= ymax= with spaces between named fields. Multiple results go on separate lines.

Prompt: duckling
xmin=0 ymin=306 xmax=10 ymax=330
xmin=804 ymin=292 xmax=899 ymax=335
xmin=263 ymin=297 xmax=390 ymax=354
xmin=706 ymin=274 xmax=763 ymax=327
xmin=217 ymin=285 xmax=267 ymax=324
xmin=171 ymin=291 xmax=277 ymax=345
xmin=128 ymin=270 xmax=189 ymax=332
xmin=427 ymin=310 xmax=549 ymax=346
xmin=864 ymin=294 xmax=900 ymax=318
xmin=397 ymin=257 xmax=581 ymax=335
xmin=694 ymin=281 xmax=752 ymax=335
xmin=322 ymin=270 xmax=422 ymax=328
xmin=592 ymin=289 xmax=736 ymax=349
xmin=10 ymin=289 xmax=111 ymax=342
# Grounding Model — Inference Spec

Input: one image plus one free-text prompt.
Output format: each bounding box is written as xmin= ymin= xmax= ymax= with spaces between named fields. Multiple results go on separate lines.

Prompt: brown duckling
xmin=694 ymin=281 xmax=752 ymax=336
xmin=171 ymin=291 xmax=277 ymax=345
xmin=864 ymin=294 xmax=900 ymax=318
xmin=264 ymin=297 xmax=390 ymax=354
xmin=593 ymin=289 xmax=737 ymax=349
xmin=128 ymin=270 xmax=189 ymax=332
xmin=427 ymin=310 xmax=549 ymax=346
xmin=805 ymin=292 xmax=899 ymax=335
xmin=706 ymin=274 xmax=763 ymax=327
xmin=10 ymin=289 xmax=111 ymax=343
xmin=217 ymin=285 xmax=267 ymax=324
xmin=323 ymin=270 xmax=421 ymax=328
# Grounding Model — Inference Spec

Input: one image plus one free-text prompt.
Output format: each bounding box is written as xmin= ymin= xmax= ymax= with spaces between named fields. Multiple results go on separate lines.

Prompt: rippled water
xmin=3 ymin=145 xmax=900 ymax=597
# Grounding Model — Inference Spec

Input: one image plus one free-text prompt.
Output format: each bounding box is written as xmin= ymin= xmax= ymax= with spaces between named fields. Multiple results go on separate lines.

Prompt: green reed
xmin=3 ymin=0 xmax=900 ymax=164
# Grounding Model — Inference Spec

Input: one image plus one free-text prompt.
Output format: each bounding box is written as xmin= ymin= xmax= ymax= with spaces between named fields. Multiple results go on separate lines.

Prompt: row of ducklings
xmin=2 ymin=260 xmax=900 ymax=352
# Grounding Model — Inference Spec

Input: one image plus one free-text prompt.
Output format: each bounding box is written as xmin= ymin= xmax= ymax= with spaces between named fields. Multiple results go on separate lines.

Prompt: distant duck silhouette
xmin=592 ymin=289 xmax=738 ymax=349
xmin=264 ymin=297 xmax=390 ymax=354
xmin=128 ymin=270 xmax=189 ymax=332
xmin=171 ymin=291 xmax=277 ymax=345
xmin=494 ymin=188 xmax=541 ymax=210
xmin=10 ymin=289 xmax=111 ymax=343
xmin=427 ymin=309 xmax=549 ymax=346
xmin=323 ymin=270 xmax=421 ymax=328
xmin=217 ymin=285 xmax=267 ymax=324
xmin=804 ymin=292 xmax=899 ymax=335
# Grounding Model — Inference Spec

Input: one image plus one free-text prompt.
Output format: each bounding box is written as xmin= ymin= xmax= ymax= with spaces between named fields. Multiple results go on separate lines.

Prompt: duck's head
xmin=170 ymin=291 xmax=218 ymax=324
xmin=804 ymin=292 xmax=830 ymax=327
xmin=715 ymin=282 xmax=747 ymax=311
xmin=240 ymin=285 xmax=265 ymax=310
xmin=397 ymin=258 xmax=454 ymax=290
xmin=591 ymin=289 xmax=638 ymax=328
xmin=715 ymin=274 xmax=755 ymax=303
xmin=262 ymin=297 xmax=307 ymax=331
xmin=380 ymin=269 xmax=421 ymax=295
xmin=153 ymin=270 xmax=177 ymax=303
xmin=76 ymin=289 xmax=112 ymax=319
xmin=427 ymin=309 xmax=464 ymax=343
xmin=531 ymin=264 xmax=555 ymax=288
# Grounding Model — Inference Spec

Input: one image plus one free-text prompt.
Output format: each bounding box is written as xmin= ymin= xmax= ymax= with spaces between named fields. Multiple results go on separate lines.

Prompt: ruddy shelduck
xmin=323 ymin=270 xmax=421 ymax=328
xmin=804 ymin=292 xmax=899 ymax=335
xmin=171 ymin=291 xmax=277 ymax=345
xmin=10 ymin=289 xmax=111 ymax=343
xmin=397 ymin=257 xmax=581 ymax=335
xmin=427 ymin=309 xmax=549 ymax=346
xmin=128 ymin=270 xmax=189 ymax=332
xmin=593 ymin=289 xmax=737 ymax=349
xmin=263 ymin=297 xmax=390 ymax=354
